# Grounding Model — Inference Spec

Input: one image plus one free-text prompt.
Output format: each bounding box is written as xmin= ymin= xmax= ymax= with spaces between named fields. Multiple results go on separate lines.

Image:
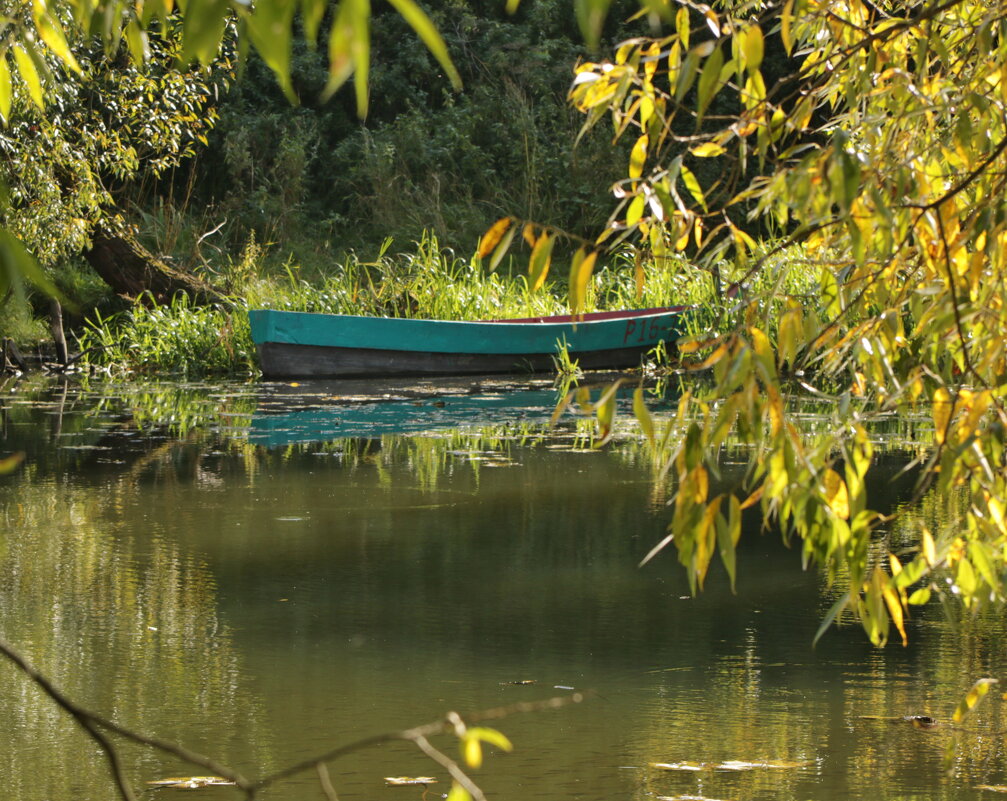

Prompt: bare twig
xmin=316 ymin=762 xmax=339 ymax=801
xmin=0 ymin=635 xmax=253 ymax=796
xmin=0 ymin=632 xmax=588 ymax=801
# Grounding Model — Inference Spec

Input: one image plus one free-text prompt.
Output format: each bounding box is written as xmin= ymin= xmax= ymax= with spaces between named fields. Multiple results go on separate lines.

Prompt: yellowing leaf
xmin=32 ymin=0 xmax=81 ymax=73
xmin=952 ymin=678 xmax=998 ymax=723
xmin=933 ymin=387 xmax=952 ymax=444
xmin=0 ymin=452 xmax=24 ymax=474
xmin=12 ymin=45 xmax=43 ymax=110
xmin=921 ymin=529 xmax=936 ymax=566
xmin=781 ymin=0 xmax=794 ymax=54
xmin=0 ymin=57 xmax=11 ymax=123
xmin=823 ymin=468 xmax=850 ymax=519
xmin=528 ymin=233 xmax=555 ymax=291
xmin=478 ymin=217 xmax=512 ymax=258
xmin=463 ymin=734 xmax=483 ymax=768
xmin=629 ymin=134 xmax=649 ymax=179
xmin=740 ymin=25 xmax=765 ymax=71
xmin=522 ymin=223 xmax=538 ymax=248
xmin=690 ymin=142 xmax=726 ymax=157
xmin=445 ymin=781 xmax=472 ymax=801
xmin=882 ymin=582 xmax=907 ymax=646
xmin=569 ymin=248 xmax=597 ymax=315
xmin=468 ymin=727 xmax=513 ymax=753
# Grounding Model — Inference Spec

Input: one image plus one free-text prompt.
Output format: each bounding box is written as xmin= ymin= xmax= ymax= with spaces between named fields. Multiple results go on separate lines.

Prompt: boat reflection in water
xmin=248 ymin=375 xmax=661 ymax=447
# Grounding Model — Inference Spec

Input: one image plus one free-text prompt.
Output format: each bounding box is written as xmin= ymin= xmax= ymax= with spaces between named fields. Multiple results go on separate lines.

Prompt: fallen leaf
xmin=147 ymin=776 xmax=235 ymax=789
xmin=385 ymin=777 xmax=438 ymax=786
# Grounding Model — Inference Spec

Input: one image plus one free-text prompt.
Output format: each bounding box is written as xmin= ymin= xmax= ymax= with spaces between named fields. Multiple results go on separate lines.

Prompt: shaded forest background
xmin=138 ymin=0 xmax=637 ymax=271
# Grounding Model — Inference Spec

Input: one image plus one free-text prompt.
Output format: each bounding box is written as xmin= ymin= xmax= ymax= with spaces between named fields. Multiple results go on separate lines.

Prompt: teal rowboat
xmin=248 ymin=306 xmax=688 ymax=378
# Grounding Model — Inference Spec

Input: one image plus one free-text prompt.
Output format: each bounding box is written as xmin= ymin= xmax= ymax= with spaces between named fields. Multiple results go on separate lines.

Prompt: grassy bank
xmin=71 ymin=233 xmax=729 ymax=377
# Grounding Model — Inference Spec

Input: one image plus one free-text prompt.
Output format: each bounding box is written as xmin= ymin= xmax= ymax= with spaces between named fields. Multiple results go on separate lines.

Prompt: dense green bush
xmin=190 ymin=0 xmax=640 ymax=260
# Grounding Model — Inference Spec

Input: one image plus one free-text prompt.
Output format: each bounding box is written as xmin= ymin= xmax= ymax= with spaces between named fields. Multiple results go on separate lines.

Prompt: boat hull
xmin=249 ymin=307 xmax=687 ymax=378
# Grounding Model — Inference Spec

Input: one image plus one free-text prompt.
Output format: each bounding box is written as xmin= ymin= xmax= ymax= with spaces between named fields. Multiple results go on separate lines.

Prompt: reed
xmin=75 ymin=232 xmax=732 ymax=377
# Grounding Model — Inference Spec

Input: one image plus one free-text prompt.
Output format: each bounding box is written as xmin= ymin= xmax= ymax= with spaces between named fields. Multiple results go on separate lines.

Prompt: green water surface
xmin=0 ymin=376 xmax=1004 ymax=801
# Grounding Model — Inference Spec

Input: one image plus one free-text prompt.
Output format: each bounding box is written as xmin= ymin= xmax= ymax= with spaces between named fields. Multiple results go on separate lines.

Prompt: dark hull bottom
xmin=257 ymin=342 xmax=657 ymax=378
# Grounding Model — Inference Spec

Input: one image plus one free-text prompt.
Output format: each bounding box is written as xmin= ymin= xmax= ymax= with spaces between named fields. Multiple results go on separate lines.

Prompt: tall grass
xmin=77 ymin=293 xmax=256 ymax=377
xmin=76 ymin=232 xmax=731 ymax=376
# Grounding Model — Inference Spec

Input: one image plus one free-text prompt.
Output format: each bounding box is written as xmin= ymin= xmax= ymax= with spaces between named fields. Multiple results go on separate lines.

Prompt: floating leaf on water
xmin=147 ymin=776 xmax=236 ymax=789
xmin=716 ymin=760 xmax=807 ymax=771
xmin=385 ymin=776 xmax=438 ymax=786
xmin=656 ymin=796 xmax=732 ymax=801
xmin=652 ymin=759 xmax=807 ymax=773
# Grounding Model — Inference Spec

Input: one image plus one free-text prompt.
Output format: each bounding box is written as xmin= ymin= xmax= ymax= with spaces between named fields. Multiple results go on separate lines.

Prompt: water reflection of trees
xmin=0 ymin=479 xmax=267 ymax=798
xmin=4 ymin=378 xmax=1005 ymax=801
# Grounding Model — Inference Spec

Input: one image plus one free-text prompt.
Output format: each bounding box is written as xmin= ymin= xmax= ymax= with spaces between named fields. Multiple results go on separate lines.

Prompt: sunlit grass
xmin=75 ymin=231 xmax=738 ymax=376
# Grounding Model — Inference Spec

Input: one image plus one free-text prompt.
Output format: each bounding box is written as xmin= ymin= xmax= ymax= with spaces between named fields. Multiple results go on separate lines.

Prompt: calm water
xmin=1 ymin=376 xmax=1006 ymax=801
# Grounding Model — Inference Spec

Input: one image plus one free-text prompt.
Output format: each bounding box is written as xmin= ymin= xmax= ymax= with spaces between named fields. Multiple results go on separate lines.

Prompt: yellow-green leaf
xmin=468 ymin=727 xmax=513 ymax=753
xmin=123 ymin=21 xmax=151 ymax=65
xmin=922 ymin=529 xmax=936 ymax=567
xmin=445 ymin=782 xmax=472 ymax=801
xmin=690 ymin=142 xmax=725 ymax=157
xmin=626 ymin=194 xmax=646 ymax=227
xmin=696 ymin=44 xmax=723 ymax=121
xmin=907 ymin=587 xmax=931 ymax=605
xmin=0 ymin=57 xmax=11 ymax=123
xmin=634 ymin=386 xmax=655 ymax=447
xmin=569 ymin=248 xmax=597 ymax=315
xmin=247 ymin=0 xmax=297 ymax=102
xmin=933 ymin=387 xmax=952 ymax=444
xmin=781 ymin=0 xmax=794 ymax=54
xmin=629 ymin=134 xmax=648 ymax=179
xmin=679 ymin=164 xmax=707 ymax=211
xmin=574 ymin=0 xmax=615 ymax=51
xmin=180 ymin=0 xmax=229 ymax=66
xmin=32 ymin=0 xmax=81 ymax=73
xmin=0 ymin=452 xmax=24 ymax=475
xmin=462 ymin=734 xmax=482 ymax=768
xmin=386 ymin=0 xmax=462 ymax=89
xmin=488 ymin=224 xmax=516 ymax=272
xmin=675 ymin=5 xmax=689 ymax=48
xmin=12 ymin=45 xmax=44 ymax=110
xmin=324 ymin=0 xmax=370 ymax=112
xmin=528 ymin=233 xmax=555 ymax=291
xmin=822 ymin=468 xmax=850 ymax=519
xmin=952 ymin=678 xmax=998 ymax=723
xmin=740 ymin=25 xmax=764 ymax=71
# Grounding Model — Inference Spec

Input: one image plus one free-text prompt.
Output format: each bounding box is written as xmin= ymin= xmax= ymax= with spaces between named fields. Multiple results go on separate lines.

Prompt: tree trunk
xmin=84 ymin=227 xmax=220 ymax=304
